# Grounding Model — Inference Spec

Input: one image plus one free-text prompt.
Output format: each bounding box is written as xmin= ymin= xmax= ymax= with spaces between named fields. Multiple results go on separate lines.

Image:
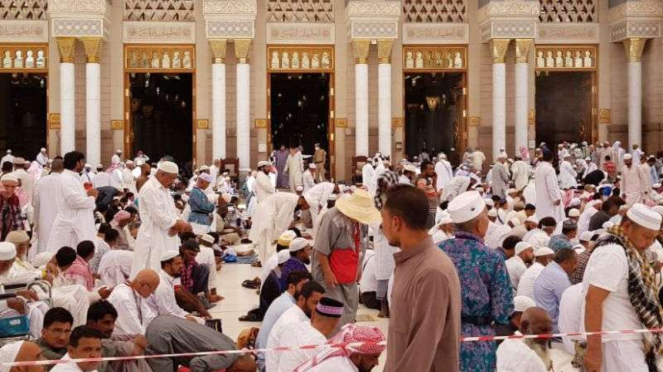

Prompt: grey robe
xmin=491 ymin=162 xmax=510 ymax=199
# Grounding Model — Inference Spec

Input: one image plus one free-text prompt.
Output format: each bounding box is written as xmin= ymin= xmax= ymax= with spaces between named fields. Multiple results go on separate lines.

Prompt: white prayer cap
xmin=136 ymin=159 xmax=145 ymax=166
xmin=40 ymin=147 xmax=46 ymax=152
xmin=328 ymin=194 xmax=337 ymax=201
xmin=563 ymin=153 xmax=571 ymax=158
xmin=535 ymin=247 xmax=555 ymax=257
xmin=585 ymin=157 xmax=591 ymax=161
xmin=496 ymin=152 xmax=507 ymax=159
xmin=526 ymin=216 xmax=539 ymax=224
xmin=0 ymin=242 xmax=16 ymax=261
xmin=296 ymin=186 xmax=304 ymax=192
xmin=85 ymin=163 xmax=92 ymax=168
xmin=116 ymin=149 xmax=122 ymax=153
xmin=568 ymin=208 xmax=580 ymax=218
xmin=653 ymin=206 xmax=663 ymax=218
xmin=509 ymin=218 xmax=521 ymax=226
xmin=627 ymin=203 xmax=662 ymax=231
xmin=487 ymin=209 xmax=497 ymax=218
xmin=580 ymin=231 xmax=594 ymax=242
xmin=485 ymin=199 xmax=494 ymax=207
xmin=0 ymin=174 xmax=17 ymax=184
xmin=309 ymin=163 xmax=317 ymax=169
xmin=448 ymin=191 xmax=486 ymax=224
xmin=198 ymin=173 xmax=214 ymax=183
xmin=586 ymin=199 xmax=601 ymax=209
xmin=126 ymin=160 xmax=134 ymax=165
xmin=515 ymin=242 xmax=533 ymax=255
xmin=200 ymin=165 xmax=210 ymax=171
xmin=654 ymin=183 xmax=662 ymax=188
xmin=289 ymin=238 xmax=309 ymax=253
xmin=476 ymin=187 xmax=485 ymax=193
xmin=157 ymin=161 xmax=179 ymax=174
xmin=257 ymin=161 xmax=272 ymax=168
xmin=96 ymin=164 xmax=103 ymax=169
xmin=33 ymin=252 xmax=54 ymax=268
xmin=602 ymin=221 xmax=614 ymax=229
xmin=200 ymin=234 xmax=215 ymax=245
xmin=278 ymin=250 xmax=290 ymax=265
xmin=160 ymin=250 xmax=180 ymax=262
xmin=277 ymin=230 xmax=297 ymax=246
xmin=514 ymin=296 xmax=537 ymax=313
xmin=0 ymin=341 xmax=24 ymax=372
xmin=570 ymin=198 xmax=581 ymax=207
xmin=624 ymin=154 xmax=633 ymax=160
xmin=221 ymin=193 xmax=232 ymax=204
xmin=5 ymin=150 xmax=10 ymax=154
xmin=404 ymin=164 xmax=417 ymax=173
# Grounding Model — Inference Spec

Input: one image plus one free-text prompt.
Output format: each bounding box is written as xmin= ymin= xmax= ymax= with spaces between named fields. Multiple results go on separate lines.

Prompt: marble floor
xmin=206 ymin=262 xmax=580 ymax=372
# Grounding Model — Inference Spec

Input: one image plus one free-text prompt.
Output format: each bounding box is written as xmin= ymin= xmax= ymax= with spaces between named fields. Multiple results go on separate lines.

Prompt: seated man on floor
xmin=107 ymin=269 xmax=159 ymax=336
xmin=496 ymin=307 xmax=553 ymax=372
xmin=145 ymin=315 xmax=256 ymax=372
xmin=36 ymin=307 xmax=73 ymax=370
xmin=50 ymin=326 xmax=104 ymax=372
xmin=0 ymin=341 xmax=47 ymax=372
xmin=279 ymin=237 xmax=312 ymax=290
xmin=179 ymin=240 xmax=214 ymax=309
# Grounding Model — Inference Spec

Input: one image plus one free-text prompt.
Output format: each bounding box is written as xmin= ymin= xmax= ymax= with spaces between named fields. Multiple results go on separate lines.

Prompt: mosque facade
xmin=0 ymin=0 xmax=662 ymax=181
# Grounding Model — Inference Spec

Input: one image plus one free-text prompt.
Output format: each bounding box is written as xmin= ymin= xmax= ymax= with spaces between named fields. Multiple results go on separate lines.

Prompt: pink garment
xmin=519 ymin=146 xmax=530 ymax=161
xmin=562 ymin=189 xmax=574 ymax=209
xmin=64 ymin=255 xmax=95 ymax=291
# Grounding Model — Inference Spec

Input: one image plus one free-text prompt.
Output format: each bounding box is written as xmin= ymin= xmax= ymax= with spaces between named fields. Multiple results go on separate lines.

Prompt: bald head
xmin=131 ymin=269 xmax=160 ymax=298
xmin=520 ymin=307 xmax=552 ymax=336
xmin=51 ymin=158 xmax=64 ymax=173
xmin=16 ymin=341 xmax=46 ymax=371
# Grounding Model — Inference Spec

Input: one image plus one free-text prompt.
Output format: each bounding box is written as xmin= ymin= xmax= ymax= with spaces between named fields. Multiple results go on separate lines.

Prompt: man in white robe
xmin=254 ymin=162 xmax=276 ymax=204
xmin=506 ymin=242 xmax=534 ymax=292
xmin=12 ymin=157 xmax=34 ymax=202
xmin=559 ymin=154 xmax=578 ymax=190
xmin=472 ymin=147 xmax=486 ymax=172
xmin=496 ymin=307 xmax=553 ymax=372
xmin=36 ymin=148 xmax=48 ymax=167
xmin=98 ymin=250 xmax=134 ymax=288
xmin=516 ymin=248 xmax=554 ymax=299
xmin=131 ymin=161 xmax=192 ymax=278
xmin=92 ymin=165 xmax=110 ymax=188
xmin=304 ymin=182 xmax=339 ymax=238
xmin=492 ymin=153 xmax=510 ymax=199
xmin=534 ymin=150 xmax=563 ymax=223
xmin=435 ymin=153 xmax=454 ymax=193
xmin=440 ymin=176 xmax=471 ymax=202
xmin=621 ymin=153 xmax=649 ymax=207
xmin=249 ymin=192 xmax=309 ymax=263
xmin=46 ymin=152 xmax=98 ymax=254
xmin=0 ymin=149 xmax=14 ymax=166
xmin=111 ymin=149 xmax=122 ymax=166
xmin=284 ymin=147 xmax=304 ymax=192
xmin=511 ymin=157 xmax=530 ymax=191
xmin=362 ymin=160 xmax=375 ymax=194
xmin=303 ymin=164 xmax=316 ymax=192
xmin=107 ymin=269 xmax=159 ymax=336
xmin=33 ymin=158 xmax=63 ymax=256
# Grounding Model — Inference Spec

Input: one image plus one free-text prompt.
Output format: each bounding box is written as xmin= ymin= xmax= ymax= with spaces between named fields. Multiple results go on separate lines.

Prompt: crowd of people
xmin=0 ymin=138 xmax=663 ymax=372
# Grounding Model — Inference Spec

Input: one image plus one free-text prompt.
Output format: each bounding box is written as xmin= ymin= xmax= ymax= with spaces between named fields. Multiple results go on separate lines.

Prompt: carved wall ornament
xmin=49 ymin=0 xmax=105 ymax=14
xmin=0 ymin=0 xmax=48 ymax=20
xmin=598 ymin=109 xmax=610 ymax=124
xmin=124 ymin=22 xmax=196 ymax=44
xmin=48 ymin=113 xmax=61 ymax=130
xmin=403 ymin=46 xmax=467 ymax=70
xmin=537 ymin=23 xmax=599 ymax=44
xmin=56 ymin=36 xmax=76 ymax=63
xmin=125 ymin=44 xmax=195 ymax=71
xmin=206 ymin=20 xmax=254 ymax=39
xmin=267 ymin=0 xmax=333 ymax=23
xmin=268 ymin=46 xmax=333 ymax=72
xmin=623 ymin=38 xmax=647 ymax=63
xmin=234 ymin=38 xmax=252 ymax=63
xmin=402 ymin=23 xmax=468 ymax=44
xmin=346 ymin=0 xmax=401 ymax=19
xmin=81 ymin=37 xmax=102 ymax=63
xmin=515 ymin=39 xmax=533 ymax=64
xmin=203 ymin=0 xmax=257 ymax=17
xmin=490 ymin=39 xmax=510 ymax=64
xmin=351 ymin=21 xmax=399 ymax=39
xmin=266 ymin=23 xmax=334 ymax=45
xmin=403 ymin=0 xmax=467 ymax=23
xmin=534 ymin=45 xmax=597 ymax=70
xmin=0 ymin=20 xmax=48 ymax=42
xmin=540 ymin=0 xmax=597 ymax=23
xmin=377 ymin=39 xmax=394 ymax=64
xmin=52 ymin=19 xmax=105 ymax=38
xmin=209 ymin=39 xmax=227 ymax=63
xmin=124 ymin=0 xmax=194 ymax=22
xmin=352 ymin=39 xmax=370 ymax=64
xmin=0 ymin=43 xmax=47 ymax=70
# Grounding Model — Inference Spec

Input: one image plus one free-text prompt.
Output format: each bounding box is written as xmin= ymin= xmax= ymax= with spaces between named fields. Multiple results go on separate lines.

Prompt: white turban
xmin=157 ymin=161 xmax=179 ymax=174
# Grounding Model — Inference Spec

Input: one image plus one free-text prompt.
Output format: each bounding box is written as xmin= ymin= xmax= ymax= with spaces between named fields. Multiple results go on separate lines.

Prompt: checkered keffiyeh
xmin=374 ymin=171 xmax=399 ymax=211
xmin=596 ymin=226 xmax=663 ymax=371
xmin=294 ymin=324 xmax=386 ymax=372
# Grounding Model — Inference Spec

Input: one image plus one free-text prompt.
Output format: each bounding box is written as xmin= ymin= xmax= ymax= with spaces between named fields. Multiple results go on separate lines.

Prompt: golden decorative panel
xmin=392 ymin=118 xmax=402 ymax=128
xmin=268 ymin=46 xmax=334 ymax=72
xmin=335 ymin=118 xmax=347 ymax=128
xmin=599 ymin=109 xmax=610 ymax=124
xmin=402 ymin=46 xmax=467 ymax=71
xmin=111 ymin=120 xmax=124 ymax=130
xmin=528 ymin=109 xmax=535 ymax=125
xmin=48 ymin=113 xmax=60 ymax=130
xmin=0 ymin=44 xmax=48 ymax=72
xmin=124 ymin=45 xmax=195 ymax=72
xmin=468 ymin=117 xmax=480 ymax=127
xmin=534 ymin=45 xmax=597 ymax=71
xmin=196 ymin=119 xmax=209 ymax=129
xmin=255 ymin=119 xmax=267 ymax=129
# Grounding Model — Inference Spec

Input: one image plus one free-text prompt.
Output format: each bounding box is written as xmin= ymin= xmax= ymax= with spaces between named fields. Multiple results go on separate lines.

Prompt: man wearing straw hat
xmin=312 ymin=189 xmax=382 ymax=328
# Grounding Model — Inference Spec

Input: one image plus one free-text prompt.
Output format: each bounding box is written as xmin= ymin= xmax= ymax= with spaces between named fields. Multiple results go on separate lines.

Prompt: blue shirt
xmin=533 ymin=261 xmax=571 ymax=332
xmin=255 ymin=291 xmax=296 ymax=367
xmin=187 ymin=186 xmax=215 ymax=225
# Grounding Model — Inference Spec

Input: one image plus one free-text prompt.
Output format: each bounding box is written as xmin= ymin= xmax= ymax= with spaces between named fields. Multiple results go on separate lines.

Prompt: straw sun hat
xmin=335 ymin=189 xmax=382 ymax=225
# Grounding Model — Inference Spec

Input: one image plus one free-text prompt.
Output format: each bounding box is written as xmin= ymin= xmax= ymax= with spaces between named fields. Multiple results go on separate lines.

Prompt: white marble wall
xmin=378 ymin=63 xmax=391 ymax=157
xmin=212 ymin=62 xmax=226 ymax=160
xmin=60 ymin=62 xmax=76 ymax=154
xmin=492 ymin=62 xmax=506 ymax=158
xmin=355 ymin=63 xmax=369 ymax=157
xmin=237 ymin=62 xmax=251 ymax=170
xmin=86 ymin=62 xmax=101 ymax=165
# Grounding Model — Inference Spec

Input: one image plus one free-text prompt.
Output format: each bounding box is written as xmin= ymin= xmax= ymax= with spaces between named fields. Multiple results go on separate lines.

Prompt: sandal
xmin=239 ymin=312 xmax=263 ymax=322
xmin=242 ymin=279 xmax=261 ymax=289
xmin=251 ymin=261 xmax=262 ymax=268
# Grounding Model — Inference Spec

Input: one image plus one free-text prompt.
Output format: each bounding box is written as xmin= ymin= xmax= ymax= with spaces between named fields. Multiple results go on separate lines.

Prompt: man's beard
xmin=302 ymin=257 xmax=311 ymax=265
xmin=524 ymin=338 xmax=552 ymax=370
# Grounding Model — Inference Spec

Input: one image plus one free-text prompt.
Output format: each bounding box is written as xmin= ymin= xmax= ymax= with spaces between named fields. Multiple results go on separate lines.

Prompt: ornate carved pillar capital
xmin=56 ymin=37 xmax=77 ymax=63
xmin=623 ymin=38 xmax=647 ymax=63
xmin=352 ymin=39 xmax=371 ymax=64
xmin=490 ymin=39 xmax=510 ymax=64
xmin=234 ymin=39 xmax=252 ymax=64
xmin=515 ymin=39 xmax=533 ymax=64
xmin=377 ymin=39 xmax=394 ymax=64
xmin=210 ymin=39 xmax=228 ymax=63
xmin=80 ymin=37 xmax=102 ymax=63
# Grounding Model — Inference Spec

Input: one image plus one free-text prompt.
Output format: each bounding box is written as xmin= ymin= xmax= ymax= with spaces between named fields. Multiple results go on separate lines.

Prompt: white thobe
xmin=122 ymin=168 xmax=135 ymax=192
xmin=523 ymin=179 xmax=536 ymax=205
xmin=440 ymin=176 xmax=471 ymax=202
xmin=584 ymin=162 xmax=598 ymax=176
xmin=110 ymin=168 xmax=123 ymax=191
xmin=196 ymin=246 xmax=217 ymax=289
xmin=36 ymin=152 xmax=48 ymax=167
xmin=111 ymin=154 xmax=121 ymax=165
xmin=485 ymin=225 xmax=512 ymax=249
xmin=302 ymin=170 xmax=315 ymax=191
xmin=144 ymin=270 xmax=190 ymax=325
xmin=46 ymin=170 xmax=96 ymax=253
xmin=632 ymin=148 xmax=644 ymax=164
xmin=132 ymin=177 xmax=180 ymax=278
xmin=249 ymin=193 xmax=299 ymax=263
xmin=255 ymin=172 xmax=276 ymax=204
xmin=435 ymin=160 xmax=454 ymax=192
xmin=93 ymin=172 xmax=111 ymax=188
xmin=516 ymin=262 xmax=545 ymax=299
xmin=284 ymin=152 xmax=304 ymax=192
xmin=372 ymin=226 xmax=398 ymax=282
xmin=50 ymin=354 xmax=87 ymax=372
xmin=621 ymin=164 xmax=649 ymax=207
xmin=13 ymin=169 xmax=34 ymax=202
xmin=302 ymin=355 xmax=359 ymax=372
xmin=361 ymin=164 xmax=375 ymax=194
xmin=108 ymin=283 xmax=155 ymax=336
xmin=534 ymin=162 xmax=563 ymax=223
xmin=0 ymin=154 xmax=14 ymax=165
xmin=98 ymin=250 xmax=134 ymax=288
xmin=266 ymin=305 xmax=310 ymax=371
xmin=303 ymin=182 xmax=336 ymax=237
xmin=33 ymin=172 xmax=62 ymax=256
xmin=559 ymin=160 xmax=578 ymax=189
xmin=511 ymin=160 xmax=530 ymax=191
xmin=577 ymin=207 xmax=598 ymax=237
xmin=472 ymin=151 xmax=486 ymax=172
xmin=276 ymin=322 xmax=326 ymax=372
xmin=496 ymin=335 xmax=548 ymax=372
xmin=558 ymin=283 xmax=583 ymax=354
xmin=506 ymin=255 xmax=528 ymax=292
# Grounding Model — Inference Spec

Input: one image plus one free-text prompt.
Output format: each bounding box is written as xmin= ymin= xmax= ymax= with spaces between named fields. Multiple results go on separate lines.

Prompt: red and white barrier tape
xmin=3 ymin=327 xmax=662 ymax=367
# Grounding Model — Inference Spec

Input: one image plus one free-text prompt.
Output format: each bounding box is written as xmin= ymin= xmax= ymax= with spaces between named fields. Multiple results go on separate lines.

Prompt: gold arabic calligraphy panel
xmin=267 ymin=46 xmax=334 ymax=73
xmin=124 ymin=44 xmax=195 ymax=72
xmin=0 ymin=44 xmax=48 ymax=73
xmin=402 ymin=46 xmax=467 ymax=71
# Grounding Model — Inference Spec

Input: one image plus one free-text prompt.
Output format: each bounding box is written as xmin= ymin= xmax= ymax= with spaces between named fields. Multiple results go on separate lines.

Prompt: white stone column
xmin=210 ymin=40 xmax=228 ymax=160
xmin=491 ymin=39 xmax=510 ymax=159
xmin=514 ymin=39 xmax=532 ymax=156
xmin=235 ymin=39 xmax=252 ymax=171
xmin=353 ymin=40 xmax=370 ymax=157
xmin=624 ymin=38 xmax=646 ymax=149
xmin=82 ymin=38 xmax=102 ymax=165
xmin=377 ymin=39 xmax=393 ymax=158
xmin=57 ymin=37 xmax=77 ymax=155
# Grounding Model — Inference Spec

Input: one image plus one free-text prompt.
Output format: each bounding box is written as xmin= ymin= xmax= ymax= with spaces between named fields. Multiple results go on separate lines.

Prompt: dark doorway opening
xmin=270 ymin=73 xmax=330 ymax=156
xmin=404 ymin=72 xmax=464 ymax=160
xmin=535 ymin=71 xmax=593 ymax=155
xmin=0 ymin=74 xmax=47 ymax=158
xmin=129 ymin=73 xmax=193 ymax=165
